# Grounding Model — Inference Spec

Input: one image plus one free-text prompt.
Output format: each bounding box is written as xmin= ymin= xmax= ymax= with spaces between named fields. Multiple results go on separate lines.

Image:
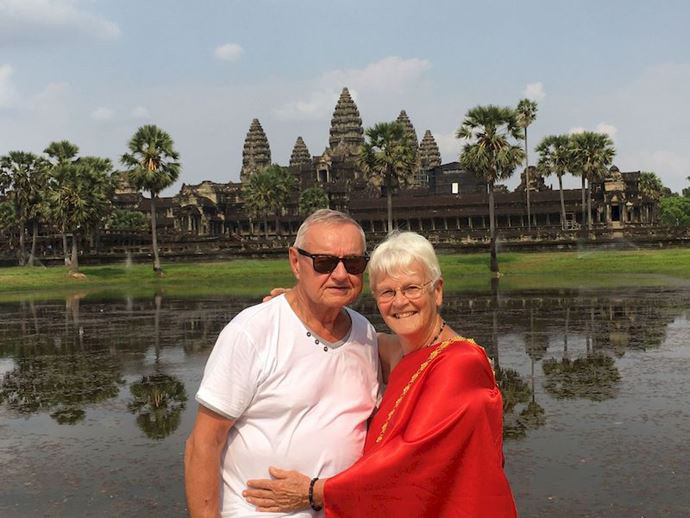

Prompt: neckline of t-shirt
xmin=280 ymin=295 xmax=354 ymax=350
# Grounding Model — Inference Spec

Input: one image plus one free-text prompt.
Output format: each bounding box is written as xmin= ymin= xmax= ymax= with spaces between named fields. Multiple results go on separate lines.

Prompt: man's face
xmin=289 ymin=222 xmax=365 ymax=309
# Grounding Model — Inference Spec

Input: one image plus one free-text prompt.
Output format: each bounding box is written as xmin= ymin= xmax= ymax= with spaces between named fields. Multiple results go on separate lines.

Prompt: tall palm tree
xmin=242 ymin=167 xmax=277 ymax=239
xmin=0 ymin=151 xmax=48 ymax=266
xmin=121 ymin=125 xmax=181 ymax=274
xmin=266 ymin=165 xmax=297 ymax=236
xmin=457 ymin=105 xmax=524 ymax=275
xmin=44 ymin=140 xmax=80 ymax=265
xmin=516 ymin=99 xmax=538 ymax=230
xmin=46 ymin=157 xmax=113 ymax=273
xmin=570 ymin=132 xmax=615 ymax=230
xmin=536 ymin=134 xmax=571 ymax=229
xmin=360 ymin=121 xmax=417 ymax=232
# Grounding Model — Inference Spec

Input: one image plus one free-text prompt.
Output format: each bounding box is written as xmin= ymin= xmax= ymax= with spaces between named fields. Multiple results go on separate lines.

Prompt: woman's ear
xmin=434 ymin=277 xmax=444 ymax=307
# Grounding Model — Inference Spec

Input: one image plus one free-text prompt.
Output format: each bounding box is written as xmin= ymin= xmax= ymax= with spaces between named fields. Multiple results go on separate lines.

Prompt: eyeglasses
xmin=375 ymin=280 xmax=434 ymax=303
xmin=296 ymin=248 xmax=369 ymax=275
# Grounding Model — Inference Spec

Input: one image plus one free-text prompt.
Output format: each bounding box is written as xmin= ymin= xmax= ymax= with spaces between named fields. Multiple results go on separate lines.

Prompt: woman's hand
xmin=243 ymin=466 xmax=311 ymax=512
xmin=262 ymin=287 xmax=291 ymax=303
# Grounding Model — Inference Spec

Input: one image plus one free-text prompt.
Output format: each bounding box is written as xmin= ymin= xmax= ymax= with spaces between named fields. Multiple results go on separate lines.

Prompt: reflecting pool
xmin=1 ymin=281 xmax=689 ymax=517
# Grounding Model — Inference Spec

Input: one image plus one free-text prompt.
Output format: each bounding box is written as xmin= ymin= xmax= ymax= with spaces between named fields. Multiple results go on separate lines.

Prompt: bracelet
xmin=309 ymin=477 xmax=322 ymax=511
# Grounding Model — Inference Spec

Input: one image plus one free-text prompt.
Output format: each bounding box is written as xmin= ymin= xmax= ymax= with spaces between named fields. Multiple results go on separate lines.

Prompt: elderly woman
xmin=244 ymin=231 xmax=517 ymax=517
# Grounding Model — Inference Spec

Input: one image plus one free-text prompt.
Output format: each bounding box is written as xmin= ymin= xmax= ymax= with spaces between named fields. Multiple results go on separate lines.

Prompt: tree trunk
xmin=586 ymin=179 xmax=592 ymax=230
xmin=580 ymin=176 xmax=586 ymax=227
xmin=488 ymin=181 xmax=498 ymax=274
xmin=490 ymin=277 xmax=500 ymax=371
xmin=150 ymin=193 xmax=161 ymax=274
xmin=264 ymin=215 xmax=269 ymax=240
xmin=70 ymin=231 xmax=79 ymax=273
xmin=558 ymin=175 xmax=567 ymax=230
xmin=28 ymin=219 xmax=38 ymax=266
xmin=62 ymin=225 xmax=70 ymax=266
xmin=18 ymin=218 xmax=26 ymax=266
xmin=386 ymin=174 xmax=393 ymax=233
xmin=525 ymin=128 xmax=531 ymax=231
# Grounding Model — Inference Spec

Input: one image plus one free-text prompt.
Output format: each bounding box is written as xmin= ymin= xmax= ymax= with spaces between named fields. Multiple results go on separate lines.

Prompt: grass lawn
xmin=1 ymin=248 xmax=689 ymax=300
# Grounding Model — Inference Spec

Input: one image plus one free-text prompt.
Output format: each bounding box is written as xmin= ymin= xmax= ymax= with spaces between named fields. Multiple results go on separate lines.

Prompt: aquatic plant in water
xmin=542 ymin=353 xmax=621 ymax=401
xmin=128 ymin=373 xmax=187 ymax=440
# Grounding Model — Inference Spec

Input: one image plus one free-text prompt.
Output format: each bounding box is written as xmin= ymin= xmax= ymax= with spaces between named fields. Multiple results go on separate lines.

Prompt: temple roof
xmin=396 ymin=110 xmax=419 ymax=150
xmin=289 ymin=136 xmax=311 ymax=168
xmin=328 ymin=87 xmax=364 ymax=154
xmin=241 ymin=118 xmax=271 ymax=182
xmin=419 ymin=130 xmax=442 ymax=170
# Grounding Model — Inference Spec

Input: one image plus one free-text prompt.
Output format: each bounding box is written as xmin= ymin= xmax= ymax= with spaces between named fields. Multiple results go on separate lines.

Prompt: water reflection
xmin=0 ymin=284 xmax=689 ymax=516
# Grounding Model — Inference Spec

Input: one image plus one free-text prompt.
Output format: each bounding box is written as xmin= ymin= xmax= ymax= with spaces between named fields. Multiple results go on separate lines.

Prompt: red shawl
xmin=324 ymin=338 xmax=517 ymax=517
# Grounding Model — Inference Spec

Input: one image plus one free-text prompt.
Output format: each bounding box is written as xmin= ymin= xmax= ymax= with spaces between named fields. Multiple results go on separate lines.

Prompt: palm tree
xmin=457 ymin=105 xmax=524 ymax=274
xmin=516 ymin=99 xmax=538 ymax=230
xmin=570 ymin=132 xmax=615 ymax=230
xmin=359 ymin=122 xmax=417 ymax=232
xmin=44 ymin=140 xmax=80 ymax=265
xmin=536 ymin=134 xmax=572 ymax=229
xmin=121 ymin=125 xmax=181 ymax=274
xmin=266 ymin=165 xmax=297 ymax=236
xmin=0 ymin=151 xmax=48 ymax=266
xmin=638 ymin=172 xmax=665 ymax=200
xmin=242 ymin=167 xmax=277 ymax=239
xmin=46 ymin=157 xmax=113 ymax=273
xmin=299 ymin=186 xmax=329 ymax=215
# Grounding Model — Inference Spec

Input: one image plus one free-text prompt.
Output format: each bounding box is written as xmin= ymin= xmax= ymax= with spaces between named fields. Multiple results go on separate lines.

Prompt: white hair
xmin=293 ymin=209 xmax=365 ymax=250
xmin=368 ymin=231 xmax=441 ymax=290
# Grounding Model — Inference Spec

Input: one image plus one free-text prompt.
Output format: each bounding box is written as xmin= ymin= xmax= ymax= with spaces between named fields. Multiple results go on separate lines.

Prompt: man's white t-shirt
xmin=196 ymin=295 xmax=379 ymax=517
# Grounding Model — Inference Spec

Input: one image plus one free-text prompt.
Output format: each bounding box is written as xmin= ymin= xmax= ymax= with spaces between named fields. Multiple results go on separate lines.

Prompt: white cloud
xmin=633 ymin=150 xmax=690 ymax=190
xmin=214 ymin=43 xmax=244 ymax=62
xmin=434 ymin=132 xmax=461 ymax=162
xmin=523 ymin=81 xmax=545 ymax=101
xmin=595 ymin=122 xmax=618 ymax=139
xmin=568 ymin=126 xmax=585 ymax=134
xmin=0 ymin=0 xmax=120 ymax=46
xmin=0 ymin=64 xmax=18 ymax=108
xmin=130 ymin=106 xmax=150 ymax=120
xmin=90 ymin=106 xmax=114 ymax=122
xmin=275 ymin=56 xmax=431 ymax=121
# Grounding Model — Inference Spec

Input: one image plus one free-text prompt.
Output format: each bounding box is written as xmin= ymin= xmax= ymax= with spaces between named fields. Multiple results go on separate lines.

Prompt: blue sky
xmin=1 ymin=0 xmax=689 ymax=194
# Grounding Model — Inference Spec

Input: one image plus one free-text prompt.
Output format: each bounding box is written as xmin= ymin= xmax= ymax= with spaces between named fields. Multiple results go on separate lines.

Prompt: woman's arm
xmin=377 ymin=332 xmax=402 ymax=384
xmin=244 ymin=467 xmax=326 ymax=513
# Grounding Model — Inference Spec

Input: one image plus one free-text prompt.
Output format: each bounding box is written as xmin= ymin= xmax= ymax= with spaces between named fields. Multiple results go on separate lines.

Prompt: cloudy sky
xmin=1 ymin=0 xmax=689 ymax=195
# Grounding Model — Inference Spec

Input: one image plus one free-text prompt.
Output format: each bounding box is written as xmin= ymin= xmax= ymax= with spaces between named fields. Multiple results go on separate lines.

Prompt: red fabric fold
xmin=324 ymin=339 xmax=517 ymax=518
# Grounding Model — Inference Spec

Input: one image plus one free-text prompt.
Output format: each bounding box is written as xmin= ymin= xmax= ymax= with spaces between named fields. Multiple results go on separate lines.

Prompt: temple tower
xmin=418 ymin=130 xmax=442 ymax=187
xmin=240 ymin=118 xmax=271 ymax=182
xmin=328 ymin=87 xmax=364 ymax=154
xmin=396 ymin=110 xmax=419 ymax=150
xmin=289 ymin=136 xmax=312 ymax=168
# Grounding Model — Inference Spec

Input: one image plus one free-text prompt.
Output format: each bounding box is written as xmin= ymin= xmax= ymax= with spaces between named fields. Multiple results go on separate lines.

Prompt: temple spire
xmin=396 ymin=110 xmax=419 ymax=150
xmin=419 ymin=130 xmax=441 ymax=171
xmin=328 ymin=87 xmax=364 ymax=154
xmin=240 ymin=118 xmax=271 ymax=182
xmin=289 ymin=136 xmax=311 ymax=168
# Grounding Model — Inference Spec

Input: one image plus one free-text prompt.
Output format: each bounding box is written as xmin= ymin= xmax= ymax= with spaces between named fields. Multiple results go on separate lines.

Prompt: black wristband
xmin=309 ymin=477 xmax=322 ymax=511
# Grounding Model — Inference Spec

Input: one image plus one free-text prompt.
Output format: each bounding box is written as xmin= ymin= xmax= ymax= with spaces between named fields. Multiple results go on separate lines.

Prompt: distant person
xmin=243 ymin=232 xmax=517 ymax=517
xmin=184 ymin=209 xmax=379 ymax=517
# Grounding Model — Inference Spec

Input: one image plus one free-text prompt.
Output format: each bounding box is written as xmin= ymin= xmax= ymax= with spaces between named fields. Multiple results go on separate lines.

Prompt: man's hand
xmin=262 ymin=287 xmax=291 ymax=303
xmin=243 ymin=467 xmax=311 ymax=512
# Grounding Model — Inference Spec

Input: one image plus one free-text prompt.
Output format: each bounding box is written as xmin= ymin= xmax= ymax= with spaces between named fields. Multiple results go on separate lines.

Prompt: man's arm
xmin=184 ymin=405 xmax=235 ymax=518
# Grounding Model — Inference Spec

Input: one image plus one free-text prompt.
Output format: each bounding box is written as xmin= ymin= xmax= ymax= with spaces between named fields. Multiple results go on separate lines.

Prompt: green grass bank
xmin=1 ymin=248 xmax=689 ymax=300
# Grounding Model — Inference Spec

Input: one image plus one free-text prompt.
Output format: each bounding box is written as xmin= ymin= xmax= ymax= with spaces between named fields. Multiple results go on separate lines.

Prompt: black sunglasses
xmin=296 ymin=248 xmax=369 ymax=275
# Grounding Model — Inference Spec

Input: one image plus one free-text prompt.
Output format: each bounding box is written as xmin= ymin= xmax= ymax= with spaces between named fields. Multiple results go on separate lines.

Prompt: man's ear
xmin=288 ymin=247 xmax=301 ymax=280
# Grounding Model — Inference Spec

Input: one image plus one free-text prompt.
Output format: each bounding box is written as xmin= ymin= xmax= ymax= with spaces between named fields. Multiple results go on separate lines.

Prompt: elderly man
xmin=184 ymin=209 xmax=379 ymax=517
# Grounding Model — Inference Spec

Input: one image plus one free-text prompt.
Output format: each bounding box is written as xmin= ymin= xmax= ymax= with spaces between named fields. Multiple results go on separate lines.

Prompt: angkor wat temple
xmin=114 ymin=87 xmax=658 ymax=242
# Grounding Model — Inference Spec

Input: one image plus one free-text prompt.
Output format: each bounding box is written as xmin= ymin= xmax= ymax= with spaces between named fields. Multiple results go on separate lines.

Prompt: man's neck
xmin=286 ymin=289 xmax=350 ymax=342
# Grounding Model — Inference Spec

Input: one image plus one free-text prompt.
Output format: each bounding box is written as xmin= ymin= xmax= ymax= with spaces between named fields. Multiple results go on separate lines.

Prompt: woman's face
xmin=373 ymin=261 xmax=443 ymax=346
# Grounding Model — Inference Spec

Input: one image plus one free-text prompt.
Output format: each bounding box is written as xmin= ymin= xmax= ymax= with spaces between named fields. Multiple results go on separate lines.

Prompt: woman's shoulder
xmin=439 ymin=337 xmax=494 ymax=375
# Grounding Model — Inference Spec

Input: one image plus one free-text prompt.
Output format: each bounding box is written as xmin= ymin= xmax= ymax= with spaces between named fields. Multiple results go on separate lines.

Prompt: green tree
xmin=516 ymin=99 xmax=538 ymax=230
xmin=121 ymin=125 xmax=181 ymax=274
xmin=683 ymin=176 xmax=690 ymax=198
xmin=243 ymin=168 xmax=275 ymax=239
xmin=46 ymin=157 xmax=114 ymax=273
xmin=359 ymin=121 xmax=417 ymax=232
xmin=536 ymin=134 xmax=572 ymax=229
xmin=638 ymin=171 xmax=666 ymax=200
xmin=570 ymin=132 xmax=615 ymax=230
xmin=299 ymin=186 xmax=329 ymax=216
xmin=457 ymin=105 xmax=524 ymax=274
xmin=0 ymin=151 xmax=49 ymax=266
xmin=658 ymin=196 xmax=690 ymax=226
xmin=108 ymin=208 xmax=147 ymax=231
xmin=44 ymin=140 xmax=80 ymax=265
xmin=266 ymin=164 xmax=297 ymax=236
